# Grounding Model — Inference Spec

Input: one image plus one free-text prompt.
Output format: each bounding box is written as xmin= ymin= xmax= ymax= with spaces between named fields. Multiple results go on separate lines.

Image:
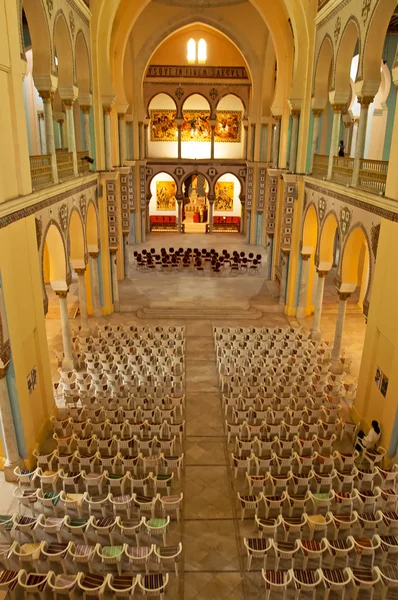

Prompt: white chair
xmin=159 ymin=492 xmax=182 ymax=521
xmin=68 ymin=542 xmax=100 ymax=573
xmin=292 ymin=568 xmax=323 ymax=600
xmin=243 ymin=537 xmax=272 ymax=570
xmin=376 ymin=565 xmax=398 ymax=600
xmin=352 ymin=534 xmax=381 ymax=567
xmin=154 ymin=542 xmax=182 ymax=576
xmin=299 ymin=538 xmax=328 ymax=569
xmin=47 ymin=571 xmax=82 ymax=599
xmin=0 ymin=569 xmax=19 ymax=599
xmin=262 ymin=567 xmax=293 ymax=600
xmin=280 ymin=514 xmax=307 ymax=541
xmin=77 ymin=572 xmax=110 ymax=599
xmin=107 ymin=573 xmax=137 ymax=599
xmin=144 ymin=516 xmax=170 ymax=544
xmin=40 ymin=540 xmax=72 ymax=574
xmin=238 ymin=493 xmax=262 ymax=521
xmin=17 ymin=569 xmax=51 ymax=597
xmin=96 ymin=543 xmax=126 ymax=575
xmin=125 ymin=544 xmax=154 ymax=573
xmin=272 ymin=539 xmax=300 ymax=569
xmin=324 ymin=536 xmax=355 ymax=568
xmin=322 ymin=567 xmax=352 ymax=600
xmin=349 ymin=567 xmax=380 ymax=600
xmin=137 ymin=572 xmax=169 ymax=598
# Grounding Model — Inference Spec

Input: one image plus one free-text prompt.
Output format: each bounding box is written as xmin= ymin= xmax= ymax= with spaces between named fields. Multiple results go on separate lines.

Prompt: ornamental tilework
xmin=246 ymin=167 xmax=254 ymax=209
xmin=281 ymin=181 xmax=297 ymax=249
xmin=120 ymin=173 xmax=130 ymax=234
xmin=266 ymin=171 xmax=278 ymax=234
xmin=128 ymin=170 xmax=135 ymax=213
xmin=139 ymin=166 xmax=146 ymax=209
xmin=257 ymin=167 xmax=266 ymax=211
xmin=106 ymin=181 xmax=119 ymax=251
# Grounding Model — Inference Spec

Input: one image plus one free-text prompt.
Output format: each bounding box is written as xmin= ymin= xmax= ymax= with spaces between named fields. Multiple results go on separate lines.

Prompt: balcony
xmin=312 ymin=154 xmax=388 ymax=196
xmin=29 ymin=150 xmax=91 ymax=191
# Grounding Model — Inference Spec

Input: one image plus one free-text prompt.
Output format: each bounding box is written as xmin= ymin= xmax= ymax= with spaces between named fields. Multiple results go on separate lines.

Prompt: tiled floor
xmin=2 ymin=233 xmax=381 ymax=598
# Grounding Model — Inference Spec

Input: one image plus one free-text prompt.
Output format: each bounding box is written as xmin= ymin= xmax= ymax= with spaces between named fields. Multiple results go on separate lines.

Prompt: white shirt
xmin=362 ymin=427 xmax=381 ymax=448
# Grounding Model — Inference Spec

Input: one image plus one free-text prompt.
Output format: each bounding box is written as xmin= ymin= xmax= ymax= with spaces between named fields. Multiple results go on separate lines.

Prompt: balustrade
xmin=29 ymin=155 xmax=52 ymax=189
xmin=77 ymin=150 xmax=91 ymax=174
xmin=56 ymin=151 xmax=75 ymax=180
xmin=332 ymin=156 xmax=354 ymax=185
xmin=358 ymin=158 xmax=388 ymax=195
xmin=312 ymin=154 xmax=328 ymax=179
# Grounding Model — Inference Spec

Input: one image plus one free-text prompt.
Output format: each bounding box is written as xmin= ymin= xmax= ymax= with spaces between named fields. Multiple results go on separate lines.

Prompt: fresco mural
xmin=156 ymin=181 xmax=177 ymax=210
xmin=214 ymin=111 xmax=241 ymax=142
xmin=150 ymin=110 xmax=242 ymax=142
xmin=215 ymin=181 xmax=234 ymax=211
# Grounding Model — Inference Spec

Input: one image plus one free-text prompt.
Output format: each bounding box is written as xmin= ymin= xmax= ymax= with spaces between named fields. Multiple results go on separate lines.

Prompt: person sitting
xmin=356 ymin=420 xmax=381 ymax=451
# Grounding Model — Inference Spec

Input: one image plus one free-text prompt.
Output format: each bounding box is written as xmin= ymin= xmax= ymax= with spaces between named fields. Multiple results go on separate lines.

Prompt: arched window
xmin=198 ymin=38 xmax=207 ymax=64
xmin=187 ymin=38 xmax=196 ymax=63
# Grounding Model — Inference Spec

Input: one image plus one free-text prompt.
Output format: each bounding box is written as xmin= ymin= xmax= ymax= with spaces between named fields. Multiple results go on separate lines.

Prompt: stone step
xmin=135 ymin=305 xmax=265 ymax=320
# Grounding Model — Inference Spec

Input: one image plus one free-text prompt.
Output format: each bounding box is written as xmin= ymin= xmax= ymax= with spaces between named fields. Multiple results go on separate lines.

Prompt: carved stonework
xmin=340 ymin=206 xmax=351 ymax=236
xmin=35 ymin=217 xmax=43 ymax=249
xmin=46 ymin=0 xmax=54 ymax=17
xmin=334 ymin=16 xmax=341 ymax=44
xmin=59 ymin=203 xmax=69 ymax=233
xmin=361 ymin=0 xmax=372 ymax=24
xmin=69 ymin=10 xmax=75 ymax=37
xmin=318 ymin=197 xmax=327 ymax=222
xmin=175 ymin=87 xmax=184 ymax=100
xmin=209 ymin=87 xmax=218 ymax=100
xmin=79 ymin=194 xmax=87 ymax=221
xmin=371 ymin=223 xmax=380 ymax=258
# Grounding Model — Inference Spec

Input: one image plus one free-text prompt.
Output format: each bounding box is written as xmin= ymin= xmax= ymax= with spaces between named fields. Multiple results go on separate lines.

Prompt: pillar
xmin=138 ymin=122 xmax=144 ymax=160
xmin=240 ymin=197 xmax=245 ymax=234
xmin=143 ymin=123 xmax=149 ymax=159
xmin=272 ymin=117 xmax=281 ymax=168
xmin=64 ymin=100 xmax=78 ymax=176
xmin=111 ymin=251 xmax=120 ymax=311
xmin=56 ymin=291 xmax=74 ymax=370
xmin=75 ymin=268 xmax=89 ymax=333
xmin=350 ymin=119 xmax=359 ymax=157
xmin=208 ymin=195 xmax=215 ymax=233
xmin=89 ymin=253 xmax=102 ymax=317
xmin=244 ymin=121 xmax=249 ymax=160
xmin=39 ymin=91 xmax=58 ymax=184
xmin=289 ymin=110 xmax=300 ymax=173
xmin=296 ymin=252 xmax=311 ymax=318
xmin=327 ymin=104 xmax=344 ymax=180
xmin=352 ymin=98 xmax=373 ymax=187
xmin=279 ymin=249 xmax=289 ymax=306
xmin=81 ymin=105 xmax=92 ymax=157
xmin=343 ymin=120 xmax=351 ymax=151
xmin=58 ymin=119 xmax=65 ymax=148
xmin=0 ymin=361 xmax=24 ymax=482
xmin=104 ymin=106 xmax=113 ymax=171
xmin=331 ymin=291 xmax=351 ymax=364
xmin=176 ymin=121 xmax=182 ymax=160
xmin=310 ymin=109 xmax=323 ymax=171
xmin=210 ymin=119 xmax=216 ymax=160
xmin=118 ymin=113 xmax=126 ymax=165
xmin=310 ymin=269 xmax=328 ymax=340
xmin=38 ymin=112 xmax=47 ymax=155
xmin=177 ymin=196 xmax=183 ymax=233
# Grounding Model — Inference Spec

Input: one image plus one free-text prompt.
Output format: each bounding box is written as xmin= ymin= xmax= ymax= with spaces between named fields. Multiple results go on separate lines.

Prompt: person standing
xmin=338 ymin=140 xmax=345 ymax=157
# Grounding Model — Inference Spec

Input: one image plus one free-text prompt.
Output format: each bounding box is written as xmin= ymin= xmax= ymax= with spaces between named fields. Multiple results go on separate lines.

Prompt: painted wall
xmin=149 ymin=172 xmax=178 ymax=217
xmin=383 ymin=34 xmax=398 ymax=161
xmin=214 ymin=173 xmax=241 ymax=217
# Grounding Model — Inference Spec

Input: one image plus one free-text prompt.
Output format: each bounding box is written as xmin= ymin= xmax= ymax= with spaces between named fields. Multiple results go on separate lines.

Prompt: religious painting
xmin=215 ymin=181 xmax=234 ymax=211
xmin=215 ymin=111 xmax=242 ymax=142
xmin=375 ymin=366 xmax=389 ymax=397
xmin=181 ymin=110 xmax=211 ymax=141
xmin=150 ymin=110 xmax=177 ymax=141
xmin=156 ymin=181 xmax=176 ymax=211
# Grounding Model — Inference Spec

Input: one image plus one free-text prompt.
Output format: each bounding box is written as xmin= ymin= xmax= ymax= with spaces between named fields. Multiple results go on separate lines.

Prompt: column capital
xmin=273 ymin=115 xmax=282 ymax=123
xmin=103 ymin=106 xmax=113 ymax=115
xmin=358 ymin=96 xmax=374 ymax=109
xmin=118 ymin=112 xmax=126 ymax=120
xmin=89 ymin=251 xmax=99 ymax=259
xmin=312 ymin=108 xmax=323 ymax=118
xmin=38 ymin=111 xmax=44 ymax=121
xmin=338 ymin=291 xmax=351 ymax=301
xmin=0 ymin=360 xmax=9 ymax=380
xmin=57 ymin=118 xmax=64 ymax=125
xmin=63 ymin=99 xmax=75 ymax=108
xmin=75 ymin=268 xmax=86 ymax=276
xmin=39 ymin=90 xmax=54 ymax=103
xmin=343 ymin=121 xmax=352 ymax=128
xmin=281 ymin=248 xmax=290 ymax=256
xmin=80 ymin=105 xmax=91 ymax=115
xmin=301 ymin=253 xmax=311 ymax=261
xmin=331 ymin=104 xmax=345 ymax=114
xmin=316 ymin=269 xmax=328 ymax=278
xmin=110 ymin=248 xmax=118 ymax=255
xmin=291 ymin=109 xmax=301 ymax=118
xmin=55 ymin=290 xmax=69 ymax=298
xmin=207 ymin=194 xmax=215 ymax=203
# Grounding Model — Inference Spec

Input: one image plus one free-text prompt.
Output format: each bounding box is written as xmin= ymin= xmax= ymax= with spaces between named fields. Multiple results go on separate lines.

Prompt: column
xmin=210 ymin=119 xmax=216 ymax=159
xmin=39 ymin=91 xmax=58 ymax=184
xmin=331 ymin=291 xmax=351 ymax=364
xmin=0 ymin=361 xmax=24 ymax=482
xmin=244 ymin=122 xmax=249 ymax=160
xmin=239 ymin=197 xmax=245 ymax=234
xmin=272 ymin=117 xmax=281 ymax=167
xmin=118 ymin=113 xmax=127 ymax=165
xmin=310 ymin=109 xmax=323 ymax=171
xmin=176 ymin=120 xmax=182 ymax=160
xmin=38 ymin=112 xmax=47 ymax=155
xmin=279 ymin=249 xmax=289 ymax=305
xmin=110 ymin=251 xmax=120 ymax=311
xmin=267 ymin=234 xmax=274 ymax=280
xmin=89 ymin=252 xmax=102 ymax=317
xmin=75 ymin=268 xmax=89 ymax=333
xmin=64 ymin=100 xmax=78 ymax=176
xmin=352 ymin=97 xmax=373 ymax=187
xmin=327 ymin=104 xmax=344 ymax=179
xmin=143 ymin=123 xmax=149 ymax=159
xmin=138 ymin=122 xmax=144 ymax=160
xmin=58 ymin=118 xmax=65 ymax=148
xmin=176 ymin=196 xmax=183 ymax=233
xmin=81 ymin=105 xmax=92 ymax=158
xmin=343 ymin=120 xmax=352 ymax=151
xmin=56 ymin=290 xmax=74 ymax=369
xmin=310 ymin=269 xmax=328 ymax=340
xmin=289 ymin=110 xmax=300 ymax=173
xmin=296 ymin=252 xmax=311 ymax=318
xmin=208 ymin=195 xmax=215 ymax=233
xmin=350 ymin=118 xmax=359 ymax=157
xmin=104 ymin=106 xmax=113 ymax=170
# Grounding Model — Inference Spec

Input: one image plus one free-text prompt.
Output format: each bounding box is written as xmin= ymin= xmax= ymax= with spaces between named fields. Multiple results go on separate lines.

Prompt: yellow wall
xmin=0 ymin=216 xmax=55 ymax=466
xmin=354 ymin=218 xmax=398 ymax=453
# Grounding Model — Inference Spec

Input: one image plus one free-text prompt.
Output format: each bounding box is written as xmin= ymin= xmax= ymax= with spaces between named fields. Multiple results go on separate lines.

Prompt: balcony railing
xmin=312 ymin=154 xmax=389 ymax=196
xmin=56 ymin=151 xmax=75 ymax=180
xmin=77 ymin=151 xmax=91 ymax=175
xmin=29 ymin=155 xmax=52 ymax=190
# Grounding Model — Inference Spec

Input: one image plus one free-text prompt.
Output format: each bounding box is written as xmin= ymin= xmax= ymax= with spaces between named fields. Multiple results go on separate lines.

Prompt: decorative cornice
xmin=65 ymin=0 xmax=90 ymax=26
xmin=316 ymin=0 xmax=351 ymax=30
xmin=305 ymin=181 xmax=398 ymax=223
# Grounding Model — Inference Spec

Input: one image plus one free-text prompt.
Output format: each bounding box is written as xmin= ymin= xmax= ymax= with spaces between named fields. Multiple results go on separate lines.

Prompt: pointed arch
xmin=69 ymin=208 xmax=86 ymax=264
xmin=334 ymin=18 xmax=360 ymax=101
xmin=22 ymin=0 xmax=52 ymax=77
xmin=53 ymin=11 xmax=74 ymax=87
xmin=75 ymin=30 xmax=91 ymax=94
xmin=318 ymin=211 xmax=339 ymax=265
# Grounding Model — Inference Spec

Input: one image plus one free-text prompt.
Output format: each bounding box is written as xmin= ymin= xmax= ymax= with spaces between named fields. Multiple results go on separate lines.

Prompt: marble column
xmin=143 ymin=123 xmax=149 ymax=159
xmin=310 ymin=109 xmax=323 ymax=172
xmin=327 ymin=104 xmax=344 ymax=180
xmin=104 ymin=106 xmax=113 ymax=170
xmin=279 ymin=249 xmax=289 ymax=305
xmin=56 ymin=290 xmax=74 ymax=369
xmin=138 ymin=122 xmax=144 ymax=160
xmin=89 ymin=252 xmax=102 ymax=317
xmin=176 ymin=197 xmax=183 ymax=233
xmin=58 ymin=119 xmax=65 ymax=148
xmin=208 ymin=196 xmax=215 ymax=233
xmin=239 ymin=197 xmax=245 ymax=234
xmin=331 ymin=291 xmax=351 ymax=364
xmin=118 ymin=113 xmax=126 ymax=165
xmin=267 ymin=234 xmax=274 ymax=280
xmin=272 ymin=117 xmax=281 ymax=168
xmin=38 ymin=112 xmax=47 ymax=155
xmin=75 ymin=268 xmax=89 ymax=333
xmin=289 ymin=110 xmax=300 ymax=173
xmin=310 ymin=269 xmax=328 ymax=340
xmin=81 ymin=105 xmax=92 ymax=158
xmin=210 ymin=120 xmax=216 ymax=159
xmin=64 ymin=100 xmax=78 ymax=176
xmin=39 ymin=92 xmax=58 ymax=184
xmin=296 ymin=252 xmax=311 ymax=318
xmin=244 ymin=123 xmax=249 ymax=160
xmin=352 ymin=97 xmax=373 ymax=187
xmin=343 ymin=120 xmax=352 ymax=151
xmin=350 ymin=119 xmax=359 ymax=157
xmin=111 ymin=251 xmax=120 ymax=311
xmin=177 ymin=122 xmax=182 ymax=160
xmin=0 ymin=361 xmax=24 ymax=482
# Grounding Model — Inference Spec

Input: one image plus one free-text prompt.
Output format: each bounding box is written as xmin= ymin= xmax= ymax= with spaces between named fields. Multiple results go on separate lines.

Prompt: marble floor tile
xmin=184 ymin=466 xmax=233 ymax=519
xmin=183 ymin=519 xmax=240 ymax=572
xmin=185 ymin=438 xmax=226 ymax=466
xmin=186 ymin=337 xmax=217 ymax=361
xmin=185 ymin=360 xmax=219 ymax=392
xmin=186 ymin=392 xmax=224 ymax=436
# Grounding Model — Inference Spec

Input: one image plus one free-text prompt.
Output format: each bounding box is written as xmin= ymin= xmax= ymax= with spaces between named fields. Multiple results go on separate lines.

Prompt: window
xmin=187 ymin=38 xmax=207 ymax=64
xmin=187 ymin=38 xmax=196 ymax=64
xmin=198 ymin=39 xmax=207 ymax=64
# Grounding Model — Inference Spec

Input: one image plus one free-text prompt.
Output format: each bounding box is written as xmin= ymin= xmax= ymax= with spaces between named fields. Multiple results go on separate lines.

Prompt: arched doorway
xmin=182 ymin=172 xmax=209 ymax=232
